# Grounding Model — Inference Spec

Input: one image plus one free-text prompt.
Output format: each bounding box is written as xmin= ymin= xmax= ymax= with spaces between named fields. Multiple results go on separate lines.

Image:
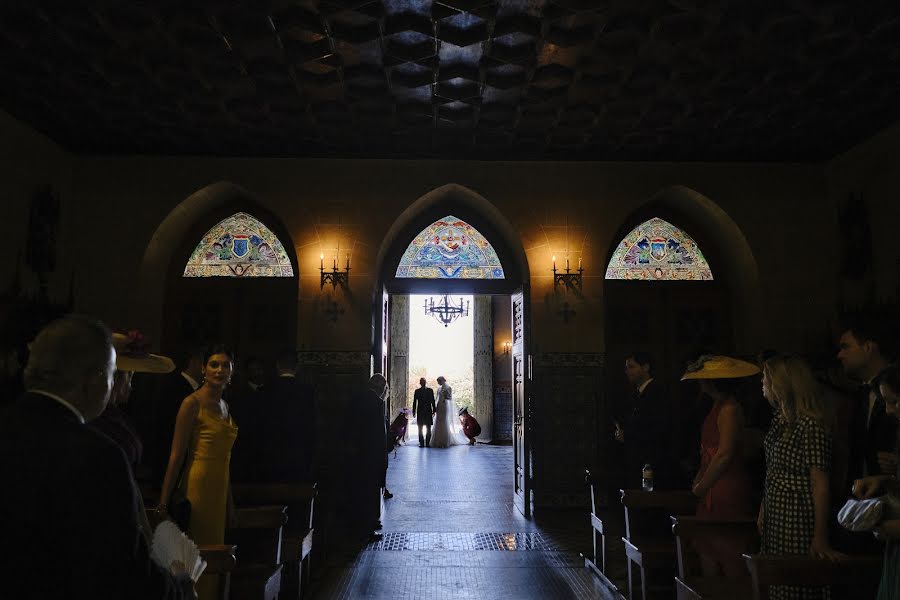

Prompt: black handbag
xmin=169 ymin=457 xmax=191 ymax=532
xmin=169 ymin=489 xmax=191 ymax=533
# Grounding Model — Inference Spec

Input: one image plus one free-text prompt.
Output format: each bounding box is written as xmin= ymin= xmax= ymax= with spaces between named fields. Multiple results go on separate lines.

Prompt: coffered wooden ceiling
xmin=1 ymin=1 xmax=899 ymax=160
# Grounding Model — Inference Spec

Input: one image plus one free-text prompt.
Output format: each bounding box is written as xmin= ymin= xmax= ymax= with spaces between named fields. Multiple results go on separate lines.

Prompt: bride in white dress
xmin=430 ymin=376 xmax=468 ymax=448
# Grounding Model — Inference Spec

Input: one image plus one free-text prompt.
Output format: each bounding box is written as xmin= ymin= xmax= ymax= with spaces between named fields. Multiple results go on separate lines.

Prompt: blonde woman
xmin=759 ymin=355 xmax=842 ymax=600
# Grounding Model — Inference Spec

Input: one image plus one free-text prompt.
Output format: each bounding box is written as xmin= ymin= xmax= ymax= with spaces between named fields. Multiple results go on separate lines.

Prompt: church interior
xmin=2 ymin=1 xmax=900 ymax=599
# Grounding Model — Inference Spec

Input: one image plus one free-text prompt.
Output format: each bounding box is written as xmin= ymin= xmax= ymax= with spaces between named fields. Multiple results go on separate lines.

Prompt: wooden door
xmin=511 ymin=289 xmax=532 ymax=517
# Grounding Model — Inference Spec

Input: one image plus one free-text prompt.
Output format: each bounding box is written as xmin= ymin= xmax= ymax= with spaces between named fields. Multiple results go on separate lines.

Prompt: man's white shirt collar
xmin=638 ymin=378 xmax=654 ymax=395
xmin=181 ymin=371 xmax=200 ymax=391
xmin=28 ymin=389 xmax=85 ymax=424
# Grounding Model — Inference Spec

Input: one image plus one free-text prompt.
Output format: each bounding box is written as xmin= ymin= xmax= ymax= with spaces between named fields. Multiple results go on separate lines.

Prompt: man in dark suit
xmin=834 ymin=317 xmax=898 ymax=555
xmin=142 ymin=345 xmax=204 ymax=484
xmin=614 ymin=351 xmax=674 ymax=489
xmin=837 ymin=318 xmax=898 ymax=481
xmin=258 ymin=349 xmax=316 ymax=482
xmin=343 ymin=374 xmax=389 ymax=541
xmin=412 ymin=377 xmax=436 ymax=447
xmin=0 ymin=315 xmax=195 ymax=599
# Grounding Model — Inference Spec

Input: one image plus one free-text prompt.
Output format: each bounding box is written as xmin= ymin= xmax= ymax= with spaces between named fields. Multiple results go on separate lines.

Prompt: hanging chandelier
xmin=424 ymin=295 xmax=470 ymax=327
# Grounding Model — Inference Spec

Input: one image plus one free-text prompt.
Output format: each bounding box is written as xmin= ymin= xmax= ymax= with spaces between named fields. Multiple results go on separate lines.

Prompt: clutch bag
xmin=837 ymin=497 xmax=885 ymax=532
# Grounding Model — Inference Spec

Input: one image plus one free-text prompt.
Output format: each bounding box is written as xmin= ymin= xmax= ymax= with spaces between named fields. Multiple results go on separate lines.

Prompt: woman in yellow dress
xmin=158 ymin=344 xmax=238 ymax=600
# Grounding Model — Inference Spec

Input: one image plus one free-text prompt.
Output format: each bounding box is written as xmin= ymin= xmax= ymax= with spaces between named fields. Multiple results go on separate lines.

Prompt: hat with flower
xmin=112 ymin=330 xmax=174 ymax=374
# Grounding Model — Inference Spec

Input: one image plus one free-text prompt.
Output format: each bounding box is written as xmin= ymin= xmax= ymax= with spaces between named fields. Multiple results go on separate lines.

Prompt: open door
xmin=511 ymin=288 xmax=532 ymax=517
xmin=373 ymin=285 xmax=389 ymax=376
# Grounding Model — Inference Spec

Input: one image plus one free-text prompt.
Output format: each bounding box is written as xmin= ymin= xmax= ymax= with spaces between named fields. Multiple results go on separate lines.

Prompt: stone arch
xmin=604 ymin=184 xmax=762 ymax=351
xmin=372 ymin=183 xmax=530 ymax=450
xmin=133 ymin=181 xmax=298 ymax=343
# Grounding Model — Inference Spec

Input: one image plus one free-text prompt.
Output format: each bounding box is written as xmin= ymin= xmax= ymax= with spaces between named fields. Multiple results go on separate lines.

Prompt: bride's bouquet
xmin=150 ymin=520 xmax=207 ymax=582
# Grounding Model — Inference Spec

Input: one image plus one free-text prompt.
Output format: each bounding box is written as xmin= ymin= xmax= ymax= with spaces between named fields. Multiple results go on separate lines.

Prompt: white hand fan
xmin=150 ymin=520 xmax=207 ymax=582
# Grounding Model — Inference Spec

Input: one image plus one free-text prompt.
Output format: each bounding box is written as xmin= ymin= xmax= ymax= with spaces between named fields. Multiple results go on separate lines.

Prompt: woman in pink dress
xmin=682 ymin=355 xmax=760 ymax=576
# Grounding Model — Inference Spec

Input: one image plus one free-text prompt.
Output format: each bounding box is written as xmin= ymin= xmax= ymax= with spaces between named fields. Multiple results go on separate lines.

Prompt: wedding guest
xmin=681 ymin=355 xmax=758 ymax=576
xmin=260 ymin=349 xmax=316 ymax=482
xmin=872 ymin=365 xmax=900 ymax=600
xmin=144 ymin=345 xmax=205 ymax=482
xmin=852 ymin=364 xmax=900 ymax=600
xmin=159 ymin=344 xmax=238 ymax=600
xmin=614 ymin=352 xmax=674 ymax=489
xmin=0 ymin=315 xmax=194 ymax=599
xmin=92 ymin=331 xmax=175 ymax=472
xmin=759 ymin=354 xmax=841 ymax=600
xmin=837 ymin=317 xmax=898 ymax=479
xmin=459 ymin=407 xmax=481 ymax=445
xmin=346 ymin=374 xmax=389 ymax=540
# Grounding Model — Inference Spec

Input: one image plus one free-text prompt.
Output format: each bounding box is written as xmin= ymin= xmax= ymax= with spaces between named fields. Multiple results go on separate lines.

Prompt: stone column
xmin=474 ymin=295 xmax=493 ymax=442
xmin=388 ymin=294 xmax=410 ymax=418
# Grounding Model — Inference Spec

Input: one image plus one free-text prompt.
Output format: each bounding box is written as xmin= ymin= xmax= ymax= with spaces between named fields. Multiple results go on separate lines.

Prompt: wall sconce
xmin=552 ymin=255 xmax=583 ymax=290
xmin=320 ymin=253 xmax=350 ymax=289
xmin=502 ymin=341 xmax=512 ymax=355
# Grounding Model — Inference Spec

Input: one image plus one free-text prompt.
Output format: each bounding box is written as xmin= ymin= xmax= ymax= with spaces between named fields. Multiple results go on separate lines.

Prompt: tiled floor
xmin=312 ymin=443 xmax=613 ymax=599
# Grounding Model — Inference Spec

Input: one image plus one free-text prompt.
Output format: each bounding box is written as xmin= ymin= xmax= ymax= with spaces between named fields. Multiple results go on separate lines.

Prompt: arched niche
xmin=603 ymin=184 xmax=761 ymax=353
xmin=601 ymin=184 xmax=761 ymax=489
xmin=134 ymin=182 xmax=299 ymax=356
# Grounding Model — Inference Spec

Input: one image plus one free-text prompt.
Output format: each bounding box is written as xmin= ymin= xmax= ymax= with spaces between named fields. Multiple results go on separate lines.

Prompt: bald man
xmin=0 ymin=315 xmax=195 ymax=599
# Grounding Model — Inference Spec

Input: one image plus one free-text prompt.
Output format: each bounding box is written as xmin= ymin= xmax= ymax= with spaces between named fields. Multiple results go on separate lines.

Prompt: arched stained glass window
xmin=396 ymin=215 xmax=505 ymax=279
xmin=605 ymin=217 xmax=713 ymax=281
xmin=183 ymin=212 xmax=294 ymax=278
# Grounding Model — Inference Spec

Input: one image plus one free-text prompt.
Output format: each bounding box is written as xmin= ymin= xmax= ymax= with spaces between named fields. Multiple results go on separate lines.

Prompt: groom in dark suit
xmin=412 ymin=377 xmax=436 ymax=447
xmin=0 ymin=315 xmax=195 ymax=599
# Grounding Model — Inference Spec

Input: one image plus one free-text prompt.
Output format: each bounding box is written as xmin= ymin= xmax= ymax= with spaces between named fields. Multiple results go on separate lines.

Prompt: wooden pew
xmin=144 ymin=510 xmax=238 ymax=600
xmin=226 ymin=505 xmax=288 ymax=600
xmin=743 ymin=554 xmax=883 ymax=600
xmin=620 ymin=489 xmax=697 ymax=600
xmin=671 ymin=516 xmax=758 ymax=600
xmin=583 ymin=469 xmax=610 ymax=578
xmin=199 ymin=544 xmax=237 ymax=600
xmin=233 ymin=483 xmax=318 ymax=599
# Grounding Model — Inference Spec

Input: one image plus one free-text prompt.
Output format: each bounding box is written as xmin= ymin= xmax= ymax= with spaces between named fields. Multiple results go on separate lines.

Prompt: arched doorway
xmin=372 ymin=184 xmax=534 ymax=516
xmin=154 ymin=186 xmax=299 ymax=373
xmin=602 ymin=185 xmax=760 ymax=489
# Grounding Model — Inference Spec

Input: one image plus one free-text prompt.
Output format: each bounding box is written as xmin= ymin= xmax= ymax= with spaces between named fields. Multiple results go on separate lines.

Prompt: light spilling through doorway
xmin=408 ymin=294 xmax=474 ymax=417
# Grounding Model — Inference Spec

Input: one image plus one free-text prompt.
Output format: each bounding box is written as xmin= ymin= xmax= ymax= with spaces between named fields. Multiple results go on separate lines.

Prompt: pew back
xmin=742 ymin=554 xmax=883 ymax=600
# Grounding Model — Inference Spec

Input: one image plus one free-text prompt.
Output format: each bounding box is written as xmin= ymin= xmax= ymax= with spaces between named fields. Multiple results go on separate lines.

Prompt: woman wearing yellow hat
xmin=682 ymin=355 xmax=759 ymax=575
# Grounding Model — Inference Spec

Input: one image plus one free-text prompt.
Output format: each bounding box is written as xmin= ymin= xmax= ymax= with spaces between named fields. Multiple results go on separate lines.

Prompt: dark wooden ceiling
xmin=1 ymin=1 xmax=899 ymax=161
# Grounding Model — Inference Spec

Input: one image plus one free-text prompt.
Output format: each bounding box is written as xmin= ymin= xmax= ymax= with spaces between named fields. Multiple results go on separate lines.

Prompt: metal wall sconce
xmin=502 ymin=341 xmax=512 ymax=354
xmin=552 ymin=255 xmax=583 ymax=290
xmin=320 ymin=253 xmax=350 ymax=289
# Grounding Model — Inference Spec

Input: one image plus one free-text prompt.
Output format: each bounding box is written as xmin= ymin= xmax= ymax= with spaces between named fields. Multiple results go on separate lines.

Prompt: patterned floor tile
xmin=311 ymin=443 xmax=614 ymax=599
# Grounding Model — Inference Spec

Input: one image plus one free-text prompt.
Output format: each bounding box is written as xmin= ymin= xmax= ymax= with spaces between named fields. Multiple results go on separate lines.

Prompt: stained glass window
xmin=396 ymin=215 xmax=505 ymax=279
xmin=183 ymin=212 xmax=294 ymax=277
xmin=605 ymin=217 xmax=713 ymax=281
